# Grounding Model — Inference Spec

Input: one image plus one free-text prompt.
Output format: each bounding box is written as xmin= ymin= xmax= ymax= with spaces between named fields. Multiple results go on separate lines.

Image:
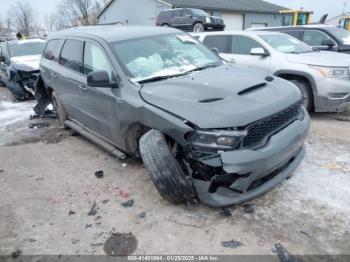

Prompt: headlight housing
xmin=205 ymin=17 xmax=211 ymax=23
xmin=187 ymin=130 xmax=247 ymax=149
xmin=309 ymin=65 xmax=350 ymax=78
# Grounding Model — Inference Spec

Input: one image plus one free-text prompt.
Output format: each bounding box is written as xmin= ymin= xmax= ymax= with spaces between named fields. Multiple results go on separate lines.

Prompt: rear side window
xmin=158 ymin=11 xmax=172 ymax=19
xmin=44 ymin=39 xmax=61 ymax=61
xmin=231 ymin=36 xmax=263 ymax=55
xmin=173 ymin=9 xmax=182 ymax=17
xmin=60 ymin=39 xmax=84 ymax=73
xmin=203 ymin=35 xmax=231 ymax=53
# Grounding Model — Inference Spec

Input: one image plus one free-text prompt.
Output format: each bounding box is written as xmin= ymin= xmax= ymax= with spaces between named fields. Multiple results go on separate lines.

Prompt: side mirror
xmin=87 ymin=70 xmax=118 ymax=88
xmin=212 ymin=47 xmax=220 ymax=54
xmin=250 ymin=47 xmax=269 ymax=56
xmin=321 ymin=39 xmax=335 ymax=48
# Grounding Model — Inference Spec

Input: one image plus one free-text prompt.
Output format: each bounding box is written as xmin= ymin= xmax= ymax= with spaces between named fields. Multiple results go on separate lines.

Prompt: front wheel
xmin=289 ymin=80 xmax=313 ymax=112
xmin=193 ymin=23 xmax=204 ymax=33
xmin=139 ymin=129 xmax=196 ymax=204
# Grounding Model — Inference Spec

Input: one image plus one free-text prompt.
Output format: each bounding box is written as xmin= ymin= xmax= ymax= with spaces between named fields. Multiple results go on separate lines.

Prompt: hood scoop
xmin=197 ymin=97 xmax=224 ymax=103
xmin=238 ymin=83 xmax=266 ymax=96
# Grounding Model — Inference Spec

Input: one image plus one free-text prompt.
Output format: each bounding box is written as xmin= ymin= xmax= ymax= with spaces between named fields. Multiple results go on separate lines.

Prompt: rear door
xmin=170 ymin=9 xmax=184 ymax=29
xmin=55 ymin=39 xmax=86 ymax=121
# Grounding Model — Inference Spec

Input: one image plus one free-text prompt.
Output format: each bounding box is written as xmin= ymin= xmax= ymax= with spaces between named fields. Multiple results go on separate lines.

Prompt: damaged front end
xmin=184 ymin=101 xmax=309 ymax=207
xmin=7 ymin=67 xmax=40 ymax=100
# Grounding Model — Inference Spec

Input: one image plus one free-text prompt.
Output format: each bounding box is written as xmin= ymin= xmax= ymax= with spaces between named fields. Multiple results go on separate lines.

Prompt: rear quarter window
xmin=60 ymin=39 xmax=84 ymax=73
xmin=44 ymin=39 xmax=62 ymax=61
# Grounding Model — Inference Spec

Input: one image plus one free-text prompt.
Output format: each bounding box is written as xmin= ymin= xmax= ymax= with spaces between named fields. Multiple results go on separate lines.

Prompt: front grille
xmin=242 ymin=101 xmax=303 ymax=149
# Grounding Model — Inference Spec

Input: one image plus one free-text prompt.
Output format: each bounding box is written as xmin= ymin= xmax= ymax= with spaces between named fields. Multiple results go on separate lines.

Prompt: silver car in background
xmin=194 ymin=31 xmax=350 ymax=112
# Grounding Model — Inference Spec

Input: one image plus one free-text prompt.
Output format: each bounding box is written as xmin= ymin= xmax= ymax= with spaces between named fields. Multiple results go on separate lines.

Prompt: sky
xmin=0 ymin=0 xmax=349 ymax=24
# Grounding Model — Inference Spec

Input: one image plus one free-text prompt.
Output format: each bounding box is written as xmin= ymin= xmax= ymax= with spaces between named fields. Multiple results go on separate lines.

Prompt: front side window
xmin=8 ymin=41 xmax=45 ymax=57
xmin=260 ymin=34 xmax=314 ymax=54
xmin=44 ymin=39 xmax=61 ymax=61
xmin=231 ymin=36 xmax=263 ymax=55
xmin=302 ymin=30 xmax=334 ymax=46
xmin=203 ymin=35 xmax=231 ymax=53
xmin=84 ymin=42 xmax=114 ymax=81
xmin=110 ymin=33 xmax=221 ymax=83
xmin=60 ymin=39 xmax=84 ymax=73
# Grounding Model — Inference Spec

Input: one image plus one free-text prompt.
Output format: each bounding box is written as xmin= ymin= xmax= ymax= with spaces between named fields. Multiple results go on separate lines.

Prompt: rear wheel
xmin=52 ymin=91 xmax=68 ymax=129
xmin=193 ymin=22 xmax=204 ymax=33
xmin=289 ymin=80 xmax=313 ymax=112
xmin=139 ymin=129 xmax=195 ymax=204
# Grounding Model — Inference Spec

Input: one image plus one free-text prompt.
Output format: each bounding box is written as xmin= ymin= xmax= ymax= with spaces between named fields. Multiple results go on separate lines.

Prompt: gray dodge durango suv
xmin=39 ymin=26 xmax=309 ymax=207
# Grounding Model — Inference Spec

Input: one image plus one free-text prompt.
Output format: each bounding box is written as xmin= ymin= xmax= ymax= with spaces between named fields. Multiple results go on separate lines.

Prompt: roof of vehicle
xmin=47 ymin=25 xmax=182 ymax=42
xmin=193 ymin=30 xmax=286 ymax=37
xmin=250 ymin=24 xmax=339 ymax=31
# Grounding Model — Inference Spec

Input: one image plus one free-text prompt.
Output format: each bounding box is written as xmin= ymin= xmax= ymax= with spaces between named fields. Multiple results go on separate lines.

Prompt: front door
xmin=221 ymin=35 xmax=271 ymax=74
xmin=79 ymin=40 xmax=119 ymax=143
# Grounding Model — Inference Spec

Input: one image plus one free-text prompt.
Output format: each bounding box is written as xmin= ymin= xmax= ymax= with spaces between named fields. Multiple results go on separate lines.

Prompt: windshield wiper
xmin=185 ymin=63 xmax=219 ymax=73
xmin=137 ymin=72 xmax=187 ymax=84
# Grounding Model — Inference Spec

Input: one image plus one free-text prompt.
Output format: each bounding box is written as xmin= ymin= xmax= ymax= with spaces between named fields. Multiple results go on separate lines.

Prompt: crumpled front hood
xmin=10 ymin=55 xmax=41 ymax=72
xmin=140 ymin=65 xmax=301 ymax=129
xmin=286 ymin=51 xmax=350 ymax=66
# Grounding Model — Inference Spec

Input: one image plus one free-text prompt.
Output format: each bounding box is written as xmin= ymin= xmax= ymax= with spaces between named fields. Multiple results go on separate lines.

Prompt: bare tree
xmin=56 ymin=0 xmax=104 ymax=27
xmin=8 ymin=1 xmax=36 ymax=36
xmin=43 ymin=13 xmax=57 ymax=32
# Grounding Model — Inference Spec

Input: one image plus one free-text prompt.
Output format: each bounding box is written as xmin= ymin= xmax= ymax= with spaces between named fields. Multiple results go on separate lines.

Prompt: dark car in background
xmin=37 ymin=26 xmax=309 ymax=207
xmin=156 ymin=8 xmax=225 ymax=33
xmin=252 ymin=25 xmax=350 ymax=54
xmin=0 ymin=39 xmax=45 ymax=100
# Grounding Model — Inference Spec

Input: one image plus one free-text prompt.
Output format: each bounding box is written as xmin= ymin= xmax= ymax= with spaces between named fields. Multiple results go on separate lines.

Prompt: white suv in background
xmin=194 ymin=31 xmax=350 ymax=112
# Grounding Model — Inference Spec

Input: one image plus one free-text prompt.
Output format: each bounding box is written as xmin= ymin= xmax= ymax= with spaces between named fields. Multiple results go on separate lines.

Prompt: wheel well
xmin=276 ymin=73 xmax=315 ymax=109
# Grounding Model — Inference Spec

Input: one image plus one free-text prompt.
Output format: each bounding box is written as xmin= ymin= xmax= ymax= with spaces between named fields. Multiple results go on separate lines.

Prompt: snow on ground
xmin=0 ymin=101 xmax=35 ymax=130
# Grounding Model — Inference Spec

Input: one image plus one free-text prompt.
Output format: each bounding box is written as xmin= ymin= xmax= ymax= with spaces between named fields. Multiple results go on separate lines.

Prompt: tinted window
xmin=302 ymin=30 xmax=334 ymax=46
xmin=203 ymin=35 xmax=231 ymax=53
xmin=173 ymin=9 xmax=182 ymax=17
xmin=159 ymin=11 xmax=172 ymax=19
xmin=84 ymin=42 xmax=113 ymax=81
xmin=231 ymin=36 xmax=263 ymax=55
xmin=60 ymin=39 xmax=84 ymax=73
xmin=190 ymin=9 xmax=208 ymax=17
xmin=283 ymin=30 xmax=301 ymax=39
xmin=44 ymin=39 xmax=61 ymax=61
xmin=183 ymin=9 xmax=192 ymax=16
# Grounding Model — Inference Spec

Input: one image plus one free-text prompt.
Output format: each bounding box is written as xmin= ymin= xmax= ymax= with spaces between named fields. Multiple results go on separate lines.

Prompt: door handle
xmin=78 ymin=84 xmax=88 ymax=90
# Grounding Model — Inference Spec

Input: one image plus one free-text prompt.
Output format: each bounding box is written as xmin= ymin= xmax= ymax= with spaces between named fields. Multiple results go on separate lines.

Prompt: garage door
xmin=221 ymin=12 xmax=244 ymax=31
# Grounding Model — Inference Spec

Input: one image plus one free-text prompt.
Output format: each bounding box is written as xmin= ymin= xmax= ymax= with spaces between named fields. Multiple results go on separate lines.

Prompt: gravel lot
xmin=1 ymin=85 xmax=350 ymax=257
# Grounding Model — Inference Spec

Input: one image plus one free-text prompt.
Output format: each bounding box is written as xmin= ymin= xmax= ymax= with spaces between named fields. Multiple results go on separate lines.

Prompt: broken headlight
xmin=187 ymin=130 xmax=247 ymax=149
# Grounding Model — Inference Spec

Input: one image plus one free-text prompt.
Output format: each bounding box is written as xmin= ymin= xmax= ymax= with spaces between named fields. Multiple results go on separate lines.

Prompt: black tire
xmin=6 ymin=81 xmax=27 ymax=101
xmin=193 ymin=22 xmax=204 ymax=33
xmin=52 ymin=91 xmax=68 ymax=129
xmin=290 ymin=80 xmax=313 ymax=112
xmin=139 ymin=129 xmax=195 ymax=204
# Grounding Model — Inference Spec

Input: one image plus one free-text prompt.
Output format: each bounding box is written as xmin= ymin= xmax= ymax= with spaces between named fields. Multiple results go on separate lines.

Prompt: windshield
xmin=260 ymin=34 xmax=314 ymax=54
xmin=110 ymin=33 xmax=222 ymax=83
xmin=327 ymin=27 xmax=350 ymax=45
xmin=190 ymin=9 xmax=208 ymax=17
xmin=9 ymin=41 xmax=45 ymax=57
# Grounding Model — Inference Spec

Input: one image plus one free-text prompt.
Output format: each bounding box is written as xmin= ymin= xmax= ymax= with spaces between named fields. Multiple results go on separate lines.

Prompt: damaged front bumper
xmin=192 ymin=111 xmax=310 ymax=207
